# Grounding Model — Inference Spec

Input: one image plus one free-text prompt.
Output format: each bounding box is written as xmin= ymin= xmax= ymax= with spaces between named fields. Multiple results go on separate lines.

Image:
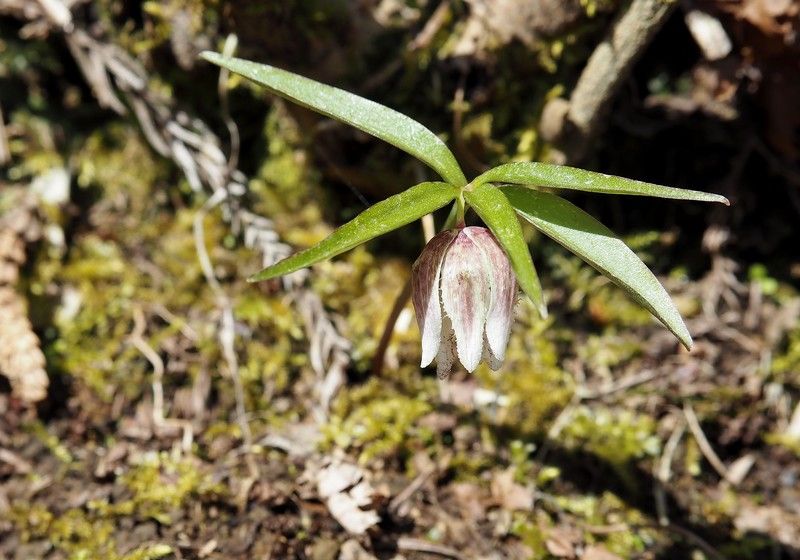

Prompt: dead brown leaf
xmin=449 ymin=482 xmax=487 ymax=521
xmin=582 ymin=544 xmax=623 ymax=560
xmin=545 ymin=528 xmax=577 ymax=558
xmin=316 ymin=460 xmax=380 ymax=535
xmin=490 ymin=468 xmax=533 ymax=511
xmin=734 ymin=503 xmax=800 ymax=549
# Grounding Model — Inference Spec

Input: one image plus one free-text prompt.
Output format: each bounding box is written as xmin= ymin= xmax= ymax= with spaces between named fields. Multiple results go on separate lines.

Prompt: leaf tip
xmin=699 ymin=192 xmax=729 ymax=205
xmin=247 ymin=270 xmax=270 ymax=283
xmin=200 ymin=51 xmax=222 ymax=65
xmin=522 ymin=292 xmax=547 ymax=319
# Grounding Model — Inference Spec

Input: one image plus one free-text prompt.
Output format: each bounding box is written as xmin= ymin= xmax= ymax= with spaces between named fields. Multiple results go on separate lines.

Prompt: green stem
xmin=454 ymin=193 xmax=466 ymax=228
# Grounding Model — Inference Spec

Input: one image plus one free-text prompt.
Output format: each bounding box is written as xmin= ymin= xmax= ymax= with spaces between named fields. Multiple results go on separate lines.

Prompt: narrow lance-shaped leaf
xmin=464 ymin=183 xmax=546 ymax=317
xmin=202 ymin=52 xmax=467 ymax=188
xmin=502 ymin=186 xmax=693 ymax=349
xmin=249 ymin=182 xmax=459 ymax=282
xmin=476 ymin=162 xmax=729 ymax=204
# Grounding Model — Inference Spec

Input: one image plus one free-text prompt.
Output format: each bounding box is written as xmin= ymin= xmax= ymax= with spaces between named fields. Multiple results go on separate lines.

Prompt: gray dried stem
xmin=683 ymin=402 xmax=733 ymax=483
xmin=540 ymin=0 xmax=678 ymax=163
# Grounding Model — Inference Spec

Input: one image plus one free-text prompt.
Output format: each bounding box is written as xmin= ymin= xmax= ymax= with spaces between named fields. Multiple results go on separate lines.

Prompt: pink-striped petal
xmin=411 ymin=230 xmax=456 ymax=367
xmin=464 ymin=227 xmax=517 ymax=364
xmin=440 ymin=230 xmax=490 ymax=372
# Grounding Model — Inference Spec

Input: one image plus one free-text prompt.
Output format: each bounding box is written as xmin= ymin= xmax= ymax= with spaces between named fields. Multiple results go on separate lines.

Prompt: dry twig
xmin=128 ymin=306 xmax=194 ymax=451
xmin=388 ymin=463 xmax=436 ymax=514
xmin=540 ymin=0 xmax=678 ymax=163
xmin=397 ymin=537 xmax=462 ymax=559
xmin=683 ymin=403 xmax=731 ymax=482
xmin=654 ymin=418 xmax=686 ymax=526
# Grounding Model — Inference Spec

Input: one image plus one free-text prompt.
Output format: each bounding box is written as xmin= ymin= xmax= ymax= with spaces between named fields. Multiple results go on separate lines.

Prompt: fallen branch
xmin=540 ymin=0 xmax=678 ymax=163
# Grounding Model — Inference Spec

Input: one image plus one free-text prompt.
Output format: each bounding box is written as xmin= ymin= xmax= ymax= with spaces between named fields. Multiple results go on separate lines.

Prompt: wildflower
xmin=412 ymin=226 xmax=517 ymax=377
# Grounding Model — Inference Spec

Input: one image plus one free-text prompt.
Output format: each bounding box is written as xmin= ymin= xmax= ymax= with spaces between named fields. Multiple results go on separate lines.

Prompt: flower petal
xmin=482 ymin=334 xmax=504 ymax=371
xmin=441 ymin=230 xmax=490 ymax=372
xmin=412 ymin=230 xmax=456 ymax=367
xmin=436 ymin=315 xmax=457 ymax=378
xmin=464 ymin=227 xmax=517 ymax=364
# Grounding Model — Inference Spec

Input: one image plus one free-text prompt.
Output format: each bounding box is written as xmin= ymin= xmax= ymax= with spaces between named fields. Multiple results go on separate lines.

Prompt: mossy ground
xmin=2 ymin=2 xmax=800 ymax=559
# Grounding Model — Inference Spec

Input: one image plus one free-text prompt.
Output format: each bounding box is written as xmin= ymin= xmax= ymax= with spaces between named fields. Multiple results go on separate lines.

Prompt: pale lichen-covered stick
xmin=0 ymin=190 xmax=48 ymax=403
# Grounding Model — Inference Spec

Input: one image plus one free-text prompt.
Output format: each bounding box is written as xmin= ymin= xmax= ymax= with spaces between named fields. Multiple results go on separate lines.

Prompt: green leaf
xmin=202 ymin=52 xmax=467 ymax=187
xmin=249 ymin=182 xmax=459 ymax=282
xmin=502 ymin=186 xmax=693 ymax=349
xmin=476 ymin=162 xmax=729 ymax=204
xmin=464 ymin=183 xmax=546 ymax=317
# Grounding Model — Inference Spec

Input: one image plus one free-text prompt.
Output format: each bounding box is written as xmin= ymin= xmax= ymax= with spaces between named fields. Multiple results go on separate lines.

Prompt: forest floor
xmin=2 ymin=1 xmax=800 ymax=559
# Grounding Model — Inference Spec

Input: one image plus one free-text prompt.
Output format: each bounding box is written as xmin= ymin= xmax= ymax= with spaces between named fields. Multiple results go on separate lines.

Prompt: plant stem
xmin=371 ymin=277 xmax=413 ymax=377
xmin=455 ymin=193 xmax=466 ymax=228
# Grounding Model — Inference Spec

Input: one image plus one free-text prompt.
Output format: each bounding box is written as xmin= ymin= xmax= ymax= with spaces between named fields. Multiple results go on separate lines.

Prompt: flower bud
xmin=411 ymin=226 xmax=517 ymax=377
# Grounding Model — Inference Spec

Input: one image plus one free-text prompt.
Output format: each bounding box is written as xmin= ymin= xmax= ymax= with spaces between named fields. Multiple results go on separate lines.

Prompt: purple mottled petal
xmin=412 ymin=230 xmax=456 ymax=367
xmin=441 ymin=230 xmax=490 ymax=372
xmin=464 ymin=227 xmax=516 ymax=364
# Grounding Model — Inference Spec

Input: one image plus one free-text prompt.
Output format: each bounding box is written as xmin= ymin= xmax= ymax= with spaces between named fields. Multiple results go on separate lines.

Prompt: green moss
xmin=52 ymin=235 xmax=154 ymax=399
xmin=249 ymin=105 xmax=325 ymax=219
xmin=509 ymin=439 xmax=537 ymax=480
xmin=545 ymin=492 xmax=654 ymax=557
xmin=590 ymin=493 xmax=652 ymax=556
xmin=76 ymin=125 xmax=169 ymax=204
xmin=478 ymin=303 xmax=574 ymax=435
xmin=577 ymin=334 xmax=642 ymax=378
xmin=108 ymin=452 xmax=224 ymax=524
xmin=9 ymin=502 xmax=173 ymax=560
xmin=772 ymin=326 xmax=800 ymax=382
xmin=325 ymin=254 xmax=416 ymax=370
xmin=93 ymin=0 xmax=220 ymax=55
xmin=580 ymin=0 xmax=618 ymax=18
xmin=5 ymin=111 xmax=65 ymax=182
xmin=324 ymin=377 xmax=435 ymax=463
xmin=40 ymin=118 xmax=310 ymax=432
xmin=8 ymin=503 xmax=54 ymax=543
xmin=26 ymin=421 xmax=74 ymax=464
xmin=509 ymin=512 xmax=549 ymax=557
xmin=764 ymin=432 xmax=800 ymax=457
xmin=561 ymin=406 xmax=660 ymax=466
xmin=720 ymin=534 xmax=781 ymax=559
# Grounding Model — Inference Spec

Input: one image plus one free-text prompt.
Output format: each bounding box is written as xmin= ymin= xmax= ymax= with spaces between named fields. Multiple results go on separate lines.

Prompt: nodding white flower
xmin=412 ymin=226 xmax=517 ymax=377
